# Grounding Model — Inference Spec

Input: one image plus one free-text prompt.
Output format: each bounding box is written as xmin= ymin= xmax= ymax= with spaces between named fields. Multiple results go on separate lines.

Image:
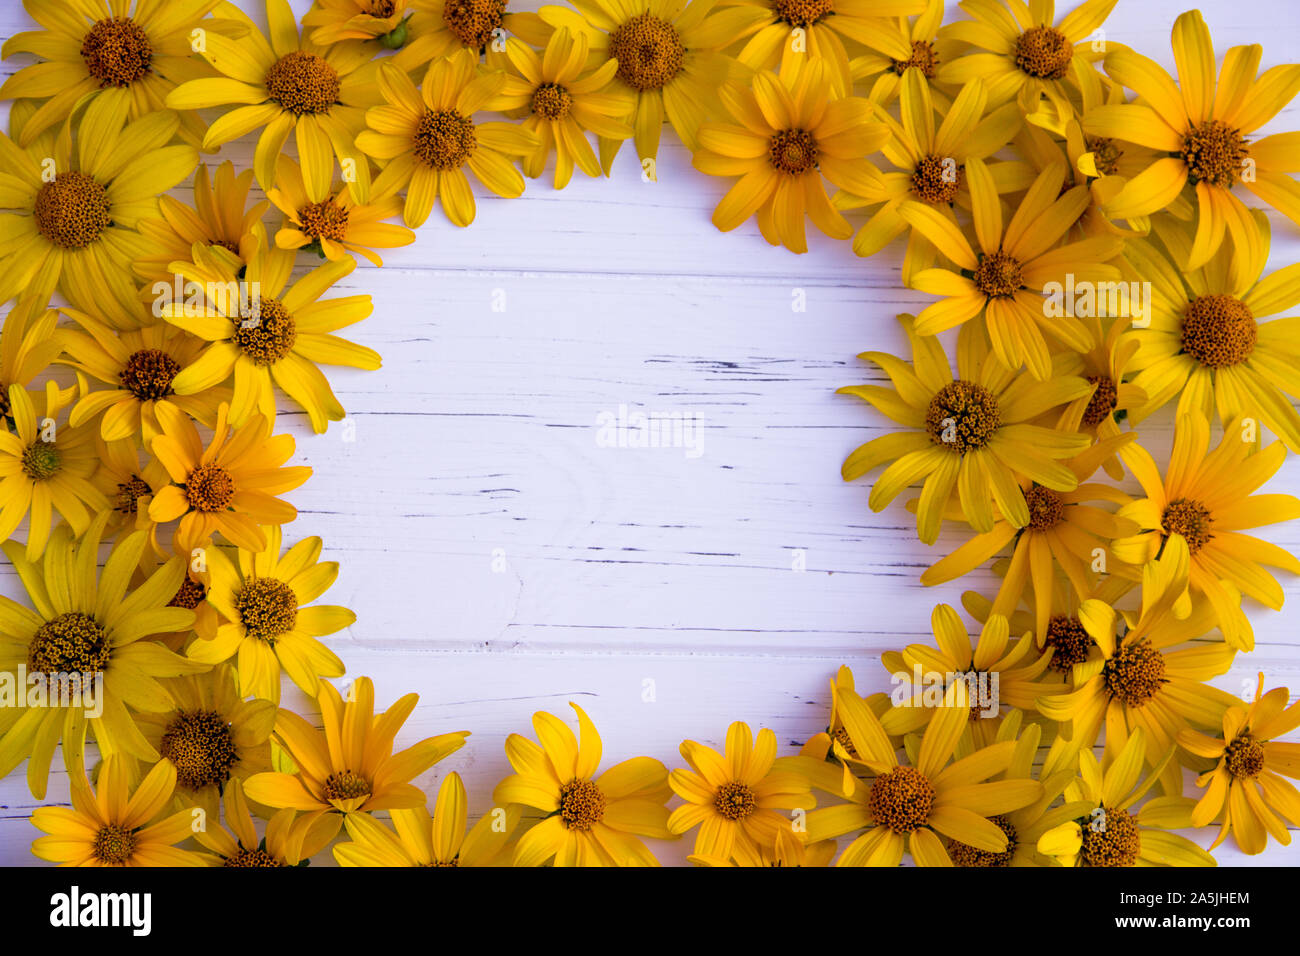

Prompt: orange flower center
xmin=1181 ymin=294 xmax=1256 ymax=368
xmin=947 ymin=814 xmax=1016 ymax=866
xmin=531 ymin=82 xmax=573 ymax=120
xmin=1045 ymin=615 xmax=1093 ymax=671
xmin=892 ymin=39 xmax=939 ymax=77
xmin=298 ymin=199 xmax=350 ymax=243
xmin=236 ymin=578 xmax=299 ymax=644
xmin=772 ymin=0 xmax=834 ymax=29
xmin=1225 ymin=736 xmax=1265 ymax=778
xmin=234 ymin=297 xmax=297 ymax=366
xmin=414 ymin=109 xmax=477 ymax=170
xmin=713 ymin=780 xmax=757 ymax=820
xmin=27 ymin=611 xmax=110 ymax=675
xmin=184 ymin=463 xmax=236 ymax=512
xmin=911 ymin=155 xmax=962 ymax=204
xmin=225 ymin=847 xmax=285 ymax=867
xmin=93 ymin=824 xmax=138 ymax=864
xmin=868 ymin=766 xmax=934 ymax=832
xmin=120 ymin=348 xmax=181 ymax=401
xmin=81 ymin=17 xmax=152 ymax=88
xmin=1103 ymin=639 xmax=1166 ymax=708
xmin=1080 ymin=806 xmax=1140 ymax=866
xmin=1085 ymin=135 xmax=1123 ymax=177
xmin=1025 ymin=484 xmax=1066 ymax=531
xmin=265 ymin=51 xmax=340 ymax=115
xmin=160 ymin=710 xmax=239 ymax=791
xmin=115 ymin=474 xmax=152 ymax=515
xmin=1182 ymin=120 xmax=1248 ymax=188
xmin=559 ymin=778 xmax=606 ymax=830
xmin=34 ymin=171 xmax=111 ymax=249
xmin=21 ymin=441 xmax=61 ymax=481
xmin=609 ymin=14 xmax=684 ymax=91
xmin=973 ymin=250 xmax=1024 ymax=298
xmin=925 ymin=380 xmax=1001 ymax=453
xmin=323 ymin=770 xmax=373 ymax=802
xmin=768 ymin=129 xmax=819 ymax=175
xmin=1013 ymin=25 xmax=1073 ymax=80
xmin=1083 ymin=374 xmax=1118 ymax=426
xmin=443 ymin=0 xmax=506 ymax=50
xmin=1162 ymin=497 xmax=1214 ymax=554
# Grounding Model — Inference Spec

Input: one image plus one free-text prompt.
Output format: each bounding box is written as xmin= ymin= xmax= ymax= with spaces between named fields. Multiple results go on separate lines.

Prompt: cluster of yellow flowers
xmin=0 ymin=0 xmax=1297 ymax=867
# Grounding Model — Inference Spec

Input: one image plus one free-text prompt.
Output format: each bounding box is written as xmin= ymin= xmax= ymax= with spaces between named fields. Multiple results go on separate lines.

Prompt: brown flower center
xmin=225 ymin=847 xmax=285 ymax=867
xmin=414 ymin=109 xmax=477 ymax=170
xmin=443 ymin=0 xmax=506 ymax=50
xmin=233 ymin=297 xmax=297 ymax=366
xmin=772 ymin=0 xmax=834 ymax=28
xmin=264 ymin=51 xmax=340 ymax=115
xmin=93 ymin=824 xmax=138 ymax=864
xmin=911 ymin=155 xmax=962 ymax=204
xmin=948 ymin=814 xmax=1016 ymax=866
xmin=160 ymin=710 xmax=239 ymax=791
xmin=1080 ymin=806 xmax=1140 ymax=866
xmin=1045 ymin=615 xmax=1094 ymax=671
xmin=1083 ymin=375 xmax=1118 ymax=426
xmin=298 ymin=200 xmax=349 ymax=242
xmin=925 ymin=380 xmax=1001 ymax=453
xmin=531 ymin=82 xmax=573 ymax=120
xmin=1025 ymin=485 xmax=1066 ymax=531
xmin=1085 ymin=135 xmax=1123 ymax=177
xmin=28 ymin=612 xmax=110 ymax=675
xmin=713 ymin=780 xmax=758 ymax=821
xmin=120 ymin=348 xmax=180 ymax=401
xmin=323 ymin=770 xmax=372 ymax=802
xmin=81 ymin=17 xmax=152 ymax=88
xmin=1014 ymin=25 xmax=1073 ymax=80
xmin=892 ymin=39 xmax=939 ymax=77
xmin=1181 ymin=294 xmax=1256 ymax=368
xmin=21 ymin=441 xmax=61 ymax=481
xmin=115 ymin=475 xmax=152 ymax=515
xmin=169 ymin=577 xmax=208 ymax=610
xmin=34 ymin=172 xmax=111 ymax=249
xmin=973 ymin=250 xmax=1024 ymax=298
xmin=1182 ymin=120 xmax=1248 ymax=188
xmin=1224 ymin=736 xmax=1265 ymax=779
xmin=1103 ymin=639 xmax=1166 ymax=708
xmin=235 ymin=578 xmax=298 ymax=643
xmin=868 ymin=766 xmax=935 ymax=832
xmin=1162 ymin=497 xmax=1214 ymax=554
xmin=832 ymin=725 xmax=858 ymax=757
xmin=768 ymin=129 xmax=818 ymax=175
xmin=609 ymin=14 xmax=685 ymax=92
xmin=558 ymin=778 xmax=606 ymax=830
xmin=184 ymin=463 xmax=235 ymax=512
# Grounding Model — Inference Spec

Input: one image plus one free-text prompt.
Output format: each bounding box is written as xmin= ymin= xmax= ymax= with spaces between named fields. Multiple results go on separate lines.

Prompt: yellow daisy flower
xmin=495 ymin=28 xmax=635 ymax=189
xmin=0 ymin=0 xmax=222 ymax=146
xmin=391 ymin=0 xmax=551 ymax=75
xmin=899 ymin=157 xmax=1124 ymax=379
xmin=937 ymin=0 xmax=1116 ymax=121
xmin=668 ymin=720 xmax=814 ymax=862
xmin=1112 ymin=411 xmax=1300 ymax=652
xmin=494 ymin=703 xmax=675 ymax=866
xmin=847 ymin=0 xmax=952 ymax=103
xmin=31 ymin=757 xmax=211 ymax=866
xmin=268 ymin=155 xmax=415 ymax=266
xmin=165 ymin=0 xmax=383 ymax=200
xmin=245 ymin=676 xmax=470 ymax=842
xmin=0 ymin=297 xmax=64 ymax=424
xmin=90 ymin=436 xmax=173 ymax=561
xmin=692 ymin=59 xmax=888 ymax=253
xmin=803 ymin=684 xmax=1042 ymax=865
xmin=1087 ymin=9 xmax=1300 ymax=268
xmin=838 ymin=315 xmax=1092 ymax=544
xmin=187 ymin=525 xmax=351 ymax=704
xmin=61 ymin=312 xmax=226 ymax=446
xmin=303 ymin=0 xmax=413 ymax=45
xmin=1037 ymin=727 xmax=1215 ymax=866
xmin=0 ymin=95 xmax=198 ymax=328
xmin=1123 ymin=212 xmax=1300 ymax=452
xmin=1037 ymin=534 xmax=1239 ymax=774
xmin=133 ymin=662 xmax=275 ymax=821
xmin=539 ymin=0 xmax=745 ymax=166
xmin=688 ymin=826 xmax=836 ymax=866
xmin=146 ymin=401 xmax=312 ymax=555
xmin=133 ymin=161 xmax=268 ymax=286
xmin=1058 ymin=314 xmax=1146 ymax=479
xmin=162 ymin=223 xmax=379 ymax=433
xmin=1180 ymin=673 xmax=1300 ymax=856
xmin=336 ymin=771 xmax=520 ymax=866
xmin=0 ymin=517 xmax=203 ymax=798
xmin=195 ymin=777 xmax=335 ymax=866
xmin=359 ymin=52 xmax=539 ymax=227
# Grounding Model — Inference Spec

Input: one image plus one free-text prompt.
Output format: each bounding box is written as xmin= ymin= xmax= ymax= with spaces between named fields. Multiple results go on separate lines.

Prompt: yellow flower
xmin=1037 ymin=535 xmax=1238 ymax=772
xmin=0 ymin=297 xmax=64 ymax=421
xmin=0 ymin=517 xmax=203 ymax=798
xmin=90 ymin=436 xmax=173 ymax=561
xmin=303 ymin=0 xmax=413 ymax=44
xmin=31 ymin=757 xmax=211 ymax=866
xmin=0 ymin=382 xmax=104 ymax=558
xmin=1086 ymin=9 xmax=1300 ymax=268
xmin=1059 ymin=314 xmax=1147 ymax=479
xmin=165 ymin=0 xmax=382 ymax=200
xmin=539 ymin=0 xmax=745 ymax=165
xmin=668 ymin=720 xmax=813 ymax=862
xmin=495 ymin=28 xmax=635 ymax=188
xmin=133 ymin=161 xmax=268 ymax=286
xmin=1180 ymin=674 xmax=1300 ymax=856
xmin=245 ymin=676 xmax=470 ymax=842
xmin=162 ymin=223 xmax=379 ymax=433
xmin=847 ymin=0 xmax=952 ymax=103
xmin=899 ymin=157 xmax=1124 ymax=379
xmin=0 ymin=95 xmax=198 ymax=328
xmin=336 ymin=771 xmax=520 ymax=865
xmin=196 ymin=777 xmax=334 ymax=866
xmin=187 ymin=525 xmax=351 ymax=704
xmin=0 ymin=0 xmax=222 ymax=146
xmin=803 ymin=684 xmax=1042 ymax=865
xmin=1113 ymin=411 xmax=1300 ymax=652
xmin=839 ymin=315 xmax=1092 ymax=544
xmin=834 ymin=73 xmax=1025 ymax=281
xmin=146 ymin=401 xmax=312 ymax=555
xmin=495 ymin=703 xmax=674 ymax=865
xmin=61 ymin=312 xmax=226 ymax=446
xmin=1037 ymin=727 xmax=1215 ymax=866
xmin=688 ymin=826 xmax=836 ymax=866
xmin=391 ymin=0 xmax=550 ymax=75
xmin=692 ymin=59 xmax=888 ymax=253
xmin=268 ymin=155 xmax=415 ymax=266
xmin=937 ymin=0 xmax=1116 ymax=122
xmin=133 ymin=662 xmax=276 ymax=821
xmin=359 ymin=52 xmax=539 ymax=227
xmin=1123 ymin=212 xmax=1300 ymax=453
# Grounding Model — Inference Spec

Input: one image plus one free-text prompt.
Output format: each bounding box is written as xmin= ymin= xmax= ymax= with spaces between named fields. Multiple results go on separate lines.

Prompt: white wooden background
xmin=1 ymin=0 xmax=1299 ymax=866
